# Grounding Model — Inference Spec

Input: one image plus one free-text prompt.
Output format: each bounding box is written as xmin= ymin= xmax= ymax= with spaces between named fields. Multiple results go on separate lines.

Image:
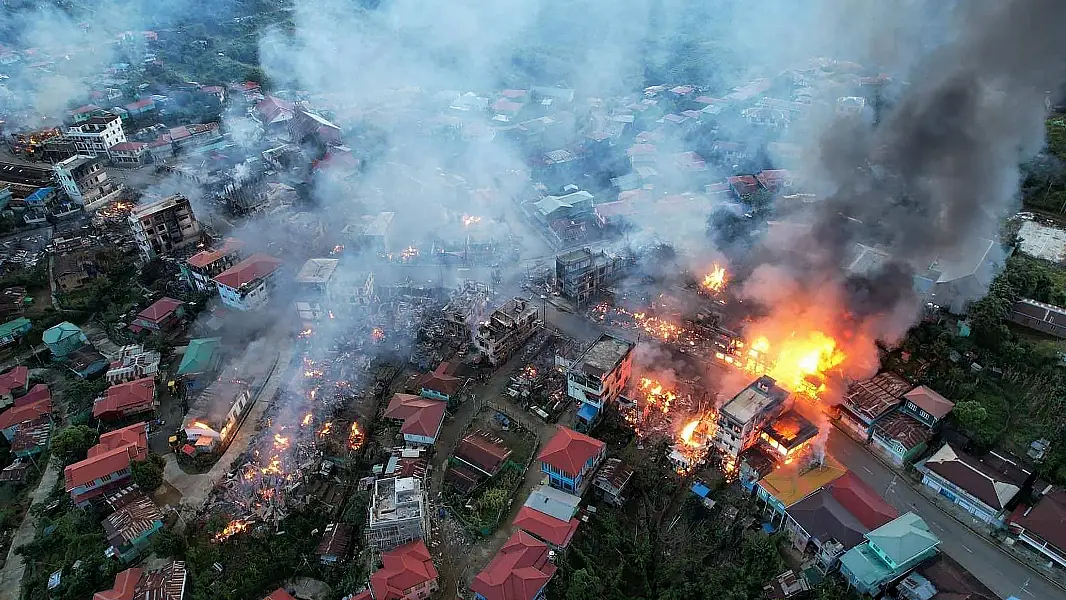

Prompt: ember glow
xmin=213 ymin=519 xmax=250 ymax=543
xmin=371 ymin=327 xmax=385 ymax=342
xmin=330 ymin=244 xmax=344 ymax=255
xmin=701 ymin=263 xmax=728 ymax=294
xmin=318 ymin=422 xmax=333 ymax=438
xmin=301 ymin=413 xmax=313 ymax=427
xmin=273 ymin=434 xmax=289 ymax=450
xmin=680 ymin=419 xmax=701 ymax=447
xmin=348 ymin=421 xmax=364 ymax=450
xmin=638 ymin=377 xmax=676 ymax=413
xmin=298 ymin=328 xmax=313 ymax=339
xmin=400 ymin=246 xmax=420 ymax=262
xmin=738 ymin=331 xmax=847 ymax=397
xmin=462 ymin=214 xmax=482 ymax=226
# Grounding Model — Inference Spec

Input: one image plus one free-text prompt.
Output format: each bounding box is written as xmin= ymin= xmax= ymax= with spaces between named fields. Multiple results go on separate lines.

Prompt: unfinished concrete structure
xmin=367 ymin=476 xmax=429 ymax=553
xmin=555 ymin=247 xmax=626 ymax=306
xmin=473 ymin=297 xmax=541 ymax=366
xmin=567 ymin=333 xmax=635 ymax=426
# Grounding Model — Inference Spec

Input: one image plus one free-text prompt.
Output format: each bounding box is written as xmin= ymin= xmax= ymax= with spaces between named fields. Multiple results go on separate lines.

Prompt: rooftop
xmin=186 ymin=238 xmax=244 ymax=269
xmin=903 ymin=386 xmax=955 ymax=420
xmin=93 ymin=377 xmax=155 ymax=419
xmin=135 ymin=297 xmax=184 ymax=323
xmin=370 ymin=476 xmax=425 ymax=526
xmin=0 ymin=393 xmax=51 ymax=430
xmin=213 ymin=253 xmax=283 ymax=290
xmin=513 ymin=505 xmax=579 ymax=548
xmin=314 ymin=522 xmax=353 ymax=559
xmin=103 ymin=490 xmax=163 ymax=550
xmin=524 ymin=483 xmax=581 ymax=522
xmin=1010 ymin=488 xmax=1066 ymax=556
xmin=843 ymin=373 xmax=913 ymax=421
xmin=865 ymin=512 xmax=940 ymax=565
xmin=131 ymin=194 xmax=191 ymax=218
xmin=383 ymin=393 xmax=447 ymax=439
xmin=455 ymin=430 xmax=513 ymax=475
xmin=536 ymin=426 xmax=605 ymax=475
xmin=763 ymin=410 xmax=818 ymax=452
xmin=176 ymin=337 xmax=222 ymax=376
xmin=758 ymin=455 xmax=847 ymax=507
xmin=295 ymin=258 xmax=339 ymax=284
xmin=471 ymin=531 xmax=557 ymax=600
xmin=572 ymin=333 xmax=634 ymax=378
xmin=92 ymin=561 xmax=186 ymax=600
xmin=921 ymin=444 xmax=1029 ymax=511
xmin=722 ymin=376 xmax=789 ymax=425
xmin=872 ymin=411 xmax=930 ymax=451
xmin=369 ymin=540 xmax=438 ymax=600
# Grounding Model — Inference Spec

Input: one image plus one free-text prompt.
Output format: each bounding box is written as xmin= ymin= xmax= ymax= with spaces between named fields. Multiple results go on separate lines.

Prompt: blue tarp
xmin=577 ymin=403 xmax=598 ymax=422
xmin=691 ymin=482 xmax=711 ymax=498
xmin=24 ymin=187 xmax=54 ymax=206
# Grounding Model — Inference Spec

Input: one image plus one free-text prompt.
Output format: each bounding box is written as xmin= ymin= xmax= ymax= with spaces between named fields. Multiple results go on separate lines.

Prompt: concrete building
xmin=63 ymin=113 xmax=126 ymax=158
xmin=294 ymin=258 xmax=339 ymax=321
xmin=566 ymin=333 xmax=634 ymax=426
xmin=839 ymin=513 xmax=940 ymax=597
xmin=52 ymin=155 xmax=124 ymax=210
xmin=129 ymin=194 xmax=203 ymax=259
xmin=64 ymin=422 xmax=149 ymax=506
xmin=344 ymin=211 xmax=394 ymax=253
xmin=555 ymin=247 xmax=626 ymax=306
xmin=368 ymin=540 xmax=440 ymax=600
xmin=473 ymin=297 xmax=541 ymax=366
xmin=713 ymin=376 xmax=790 ymax=461
xmin=182 ymin=238 xmax=245 ymax=293
xmin=108 ymin=141 xmax=151 ymax=167
xmin=213 ymin=253 xmax=283 ymax=311
xmin=367 ymin=476 xmax=429 ymax=553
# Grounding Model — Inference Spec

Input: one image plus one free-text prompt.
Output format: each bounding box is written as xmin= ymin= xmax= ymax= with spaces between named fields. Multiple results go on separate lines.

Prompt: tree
xmin=478 ymin=487 xmax=509 ymax=521
xmin=565 ymin=568 xmax=604 ymax=600
xmin=51 ymin=425 xmax=98 ymax=465
xmin=150 ymin=529 xmax=187 ymax=558
xmin=131 ymin=454 xmax=165 ymax=492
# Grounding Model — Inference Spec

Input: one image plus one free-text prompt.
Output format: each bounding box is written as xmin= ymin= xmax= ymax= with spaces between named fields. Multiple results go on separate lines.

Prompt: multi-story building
xmin=108 ymin=141 xmax=151 ymax=167
xmin=64 ymin=422 xmax=149 ymax=506
xmin=839 ymin=513 xmax=940 ymax=597
xmin=213 ymin=253 xmax=283 ymax=311
xmin=555 ymin=247 xmax=626 ymax=306
xmin=182 ymin=238 xmax=245 ymax=293
xmin=368 ymin=540 xmax=440 ymax=600
xmin=63 ymin=113 xmax=126 ymax=158
xmin=367 ymin=476 xmax=429 ymax=553
xmin=566 ymin=333 xmax=634 ymax=426
xmin=473 ymin=297 xmax=541 ymax=366
xmin=537 ymin=426 xmax=606 ymax=496
xmin=713 ymin=376 xmax=790 ymax=461
xmin=129 ymin=194 xmax=203 ymax=259
xmin=52 ymin=155 xmax=124 ymax=210
xmin=294 ymin=258 xmax=339 ymax=321
xmin=836 ymin=373 xmax=912 ymax=441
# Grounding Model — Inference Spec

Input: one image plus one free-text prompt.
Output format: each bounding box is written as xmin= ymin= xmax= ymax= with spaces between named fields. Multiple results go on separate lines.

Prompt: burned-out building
xmin=52 ymin=155 xmax=124 ymax=210
xmin=181 ymin=380 xmax=253 ymax=454
xmin=442 ymin=281 xmax=491 ymax=339
xmin=555 ymin=247 xmax=626 ymax=306
xmin=129 ymin=194 xmax=203 ymax=260
xmin=367 ymin=476 xmax=429 ymax=553
xmin=713 ymin=376 xmax=791 ymax=461
xmin=473 ymin=297 xmax=541 ymax=366
xmin=293 ymin=258 xmax=375 ymax=322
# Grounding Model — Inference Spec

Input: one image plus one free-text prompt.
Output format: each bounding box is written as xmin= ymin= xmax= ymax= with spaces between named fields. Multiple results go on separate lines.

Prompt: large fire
xmin=400 ymin=246 xmax=420 ymax=262
xmin=348 ymin=421 xmax=364 ymax=450
xmin=737 ymin=331 xmax=847 ymax=397
xmin=638 ymin=377 xmax=676 ymax=413
xmin=213 ymin=519 xmax=250 ymax=543
xmin=701 ymin=263 xmax=728 ymax=294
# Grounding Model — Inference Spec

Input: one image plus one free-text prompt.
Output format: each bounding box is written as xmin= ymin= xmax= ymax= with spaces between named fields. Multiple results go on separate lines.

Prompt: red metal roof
xmin=187 ymin=238 xmax=244 ymax=269
xmin=828 ymin=471 xmax=899 ymax=530
xmin=0 ymin=365 xmax=28 ymax=395
xmin=66 ymin=423 xmax=148 ymax=491
xmin=513 ymin=505 xmax=579 ymax=548
xmin=125 ymin=99 xmax=154 ymax=110
xmin=1010 ymin=489 xmax=1066 ymax=556
xmin=370 ymin=540 xmax=439 ymax=600
xmin=17 ymin=383 xmax=50 ymax=407
xmin=136 ymin=297 xmax=184 ymax=323
xmin=93 ymin=377 xmax=155 ymax=419
xmin=418 ymin=362 xmax=462 ymax=396
xmin=109 ymin=142 xmax=148 ymax=152
xmin=904 ymin=386 xmax=955 ymax=419
xmin=264 ymin=589 xmax=297 ymax=600
xmin=383 ymin=394 xmax=446 ymax=439
xmin=536 ymin=426 xmax=604 ymax=476
xmin=455 ymin=431 xmax=513 ymax=475
xmin=0 ymin=395 xmax=51 ymax=430
xmin=213 ymin=253 xmax=283 ymax=290
xmin=471 ymin=531 xmax=556 ymax=600
xmin=92 ymin=567 xmax=142 ymax=600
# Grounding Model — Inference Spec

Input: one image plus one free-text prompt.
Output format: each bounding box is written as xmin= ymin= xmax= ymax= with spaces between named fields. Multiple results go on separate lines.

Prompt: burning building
xmin=713 ymin=376 xmax=791 ymax=463
xmin=760 ymin=410 xmax=819 ymax=464
xmin=52 ymin=155 xmax=125 ymax=210
xmin=565 ymin=333 xmax=635 ymax=426
xmin=555 ymin=247 xmax=626 ymax=306
xmin=181 ymin=380 xmax=252 ymax=454
xmin=473 ymin=297 xmax=541 ymax=366
xmin=367 ymin=476 xmax=429 ymax=553
xmin=442 ymin=280 xmax=492 ymax=339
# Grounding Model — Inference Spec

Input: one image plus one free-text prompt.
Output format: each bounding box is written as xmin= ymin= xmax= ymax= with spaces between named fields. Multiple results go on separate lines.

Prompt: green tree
xmin=478 ymin=487 xmax=509 ymax=521
xmin=565 ymin=568 xmax=604 ymax=600
xmin=150 ymin=529 xmax=187 ymax=558
xmin=131 ymin=454 xmax=165 ymax=492
xmin=50 ymin=425 xmax=98 ymax=465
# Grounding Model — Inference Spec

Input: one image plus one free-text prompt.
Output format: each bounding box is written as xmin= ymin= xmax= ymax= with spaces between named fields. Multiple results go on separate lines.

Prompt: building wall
xmin=70 ymin=467 xmax=132 ymax=505
xmin=919 ymin=472 xmax=1003 ymax=526
xmin=217 ymin=276 xmax=274 ymax=311
xmin=837 ymin=407 xmax=874 ymax=442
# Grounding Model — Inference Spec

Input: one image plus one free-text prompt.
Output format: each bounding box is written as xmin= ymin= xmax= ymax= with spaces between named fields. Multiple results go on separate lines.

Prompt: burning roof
xmin=762 ymin=410 xmax=819 ymax=455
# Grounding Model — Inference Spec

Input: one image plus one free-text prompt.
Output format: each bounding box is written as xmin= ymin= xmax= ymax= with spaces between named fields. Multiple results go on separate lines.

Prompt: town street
xmin=828 ymin=430 xmax=1057 ymax=600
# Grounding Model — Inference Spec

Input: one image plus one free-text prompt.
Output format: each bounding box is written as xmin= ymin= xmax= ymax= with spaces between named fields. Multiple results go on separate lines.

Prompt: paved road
xmin=0 ymin=460 xmax=59 ymax=600
xmin=828 ymin=430 xmax=1057 ymax=600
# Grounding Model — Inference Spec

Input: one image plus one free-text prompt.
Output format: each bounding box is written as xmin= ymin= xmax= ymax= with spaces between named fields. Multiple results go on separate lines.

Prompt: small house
xmin=369 ymin=540 xmax=439 ymax=600
xmin=315 ymin=522 xmax=353 ymax=566
xmin=839 ymin=513 xmax=940 ymax=597
xmin=43 ymin=321 xmax=88 ymax=358
xmin=917 ymin=444 xmax=1029 ymax=527
xmin=129 ymin=297 xmax=185 ymax=335
xmin=537 ymin=426 xmax=606 ymax=496
xmin=0 ymin=317 xmax=31 ymax=347
xmin=93 ymin=377 xmax=157 ymax=421
xmin=103 ymin=486 xmax=164 ymax=563
xmin=382 ymin=393 xmax=446 ymax=447
xmin=175 ymin=337 xmax=223 ymax=391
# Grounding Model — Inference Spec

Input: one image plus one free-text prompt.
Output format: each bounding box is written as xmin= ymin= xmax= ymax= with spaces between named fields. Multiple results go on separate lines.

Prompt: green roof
xmin=177 ymin=337 xmax=222 ymax=375
xmin=0 ymin=317 xmax=31 ymax=338
xmin=866 ymin=512 xmax=939 ymax=565
xmin=840 ymin=542 xmax=893 ymax=588
xmin=42 ymin=321 xmax=82 ymax=345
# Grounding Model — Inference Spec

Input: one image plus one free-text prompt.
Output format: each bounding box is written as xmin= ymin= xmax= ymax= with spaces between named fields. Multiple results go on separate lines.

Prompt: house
xmin=471 ymin=531 xmax=556 ymax=600
xmin=367 ymin=477 xmax=429 ymax=552
xmin=65 ymin=422 xmax=149 ymax=506
xmin=454 ymin=430 xmax=513 ymax=477
xmin=763 ymin=569 xmax=811 ymax=600
xmin=473 ymin=297 xmax=541 ymax=366
xmin=537 ymin=426 xmax=606 ymax=495
xmin=566 ymin=333 xmax=635 ymax=426
xmin=383 ymin=394 xmax=447 ymax=446
xmin=1008 ymin=487 xmax=1066 ymax=569
xmin=0 ymin=387 xmax=51 ymax=441
xmin=52 ymin=155 xmax=124 ymax=209
xmin=0 ymin=365 xmax=29 ymax=407
xmin=0 ymin=317 xmax=31 ymax=346
xmin=514 ymin=484 xmax=581 ymax=549
xmin=108 ymin=141 xmax=151 ymax=168
xmin=837 ymin=373 xmax=913 ymax=441
xmin=727 ymin=175 xmax=759 ymax=200
xmin=783 ymin=471 xmax=898 ymax=571
xmin=895 ymin=553 xmax=998 ymax=600
xmin=756 ymin=169 xmax=793 ymax=194
xmin=175 ymin=337 xmax=223 ymax=391
xmin=105 ymin=345 xmax=161 ymax=385
xmin=124 ymin=98 xmax=156 ymax=116
xmin=592 ymin=457 xmax=634 ymax=506
xmin=65 ymin=344 xmax=110 ymax=379
xmin=1011 ymin=298 xmax=1066 ymax=338
xmin=128 ymin=194 xmax=203 ymax=259
xmin=713 ymin=376 xmax=790 ymax=460
xmin=916 ymin=237 xmax=1003 ymax=315
xmin=92 ymin=560 xmax=187 ymax=600
xmin=129 ymin=297 xmax=185 ymax=335
xmin=182 ymin=238 xmax=245 ymax=293
xmin=899 ymin=386 xmax=954 ymax=429
xmin=64 ymin=113 xmax=126 ymax=158
xmin=103 ymin=486 xmax=164 ymax=563
xmin=870 ymin=411 xmax=933 ymax=467
xmin=532 ymin=191 xmax=594 ymax=222
xmin=759 ymin=410 xmax=819 ymax=463
xmin=417 ymin=361 xmax=463 ymax=402
xmin=756 ymin=455 xmax=848 ymax=525
xmin=368 ymin=540 xmax=439 ymax=600
xmin=917 ymin=444 xmax=1029 ymax=527
xmin=316 ymin=522 xmax=353 ymax=566
xmin=11 ymin=415 xmax=52 ymax=458
xmin=839 ymin=512 xmax=941 ymax=596
xmin=264 ymin=590 xmax=297 ymax=600
xmin=213 ymin=253 xmax=283 ymax=311
xmin=93 ymin=377 xmax=157 ymax=421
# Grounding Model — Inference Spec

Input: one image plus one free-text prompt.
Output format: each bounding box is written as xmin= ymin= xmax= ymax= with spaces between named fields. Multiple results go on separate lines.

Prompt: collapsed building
xmin=442 ymin=280 xmax=492 ymax=339
xmin=473 ymin=297 xmax=541 ymax=366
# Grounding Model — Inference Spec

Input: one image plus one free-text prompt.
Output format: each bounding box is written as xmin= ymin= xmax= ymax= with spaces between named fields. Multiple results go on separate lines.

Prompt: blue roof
xmin=691 ymin=482 xmax=711 ymax=498
xmin=25 ymin=187 xmax=54 ymax=204
xmin=577 ymin=403 xmax=599 ymax=422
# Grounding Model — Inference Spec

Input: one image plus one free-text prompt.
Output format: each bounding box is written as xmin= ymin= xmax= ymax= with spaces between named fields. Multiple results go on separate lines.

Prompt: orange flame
xmin=213 ymin=519 xmax=250 ymax=543
xmin=372 ymin=327 xmax=385 ymax=342
xmin=680 ymin=419 xmax=701 ymax=447
xmin=301 ymin=413 xmax=313 ymax=427
xmin=318 ymin=422 xmax=333 ymax=437
xmin=348 ymin=422 xmax=364 ymax=450
xmin=701 ymin=263 xmax=728 ymax=293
